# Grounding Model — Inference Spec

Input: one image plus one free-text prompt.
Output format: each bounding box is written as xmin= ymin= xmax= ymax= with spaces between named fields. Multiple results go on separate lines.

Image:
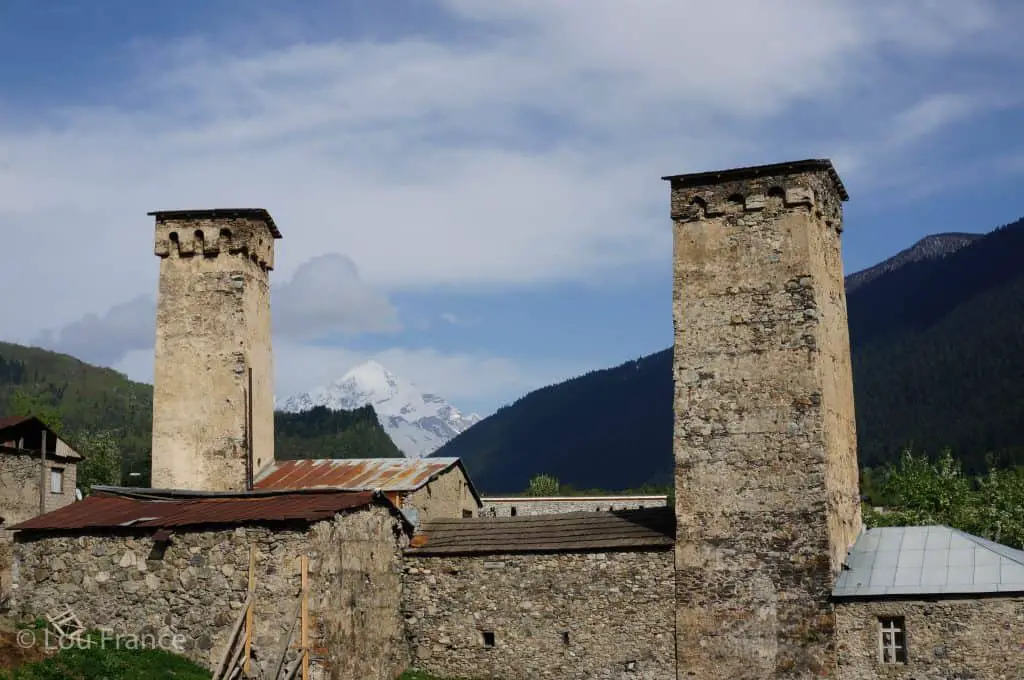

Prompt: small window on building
xmin=482 ymin=631 xmax=495 ymax=648
xmin=561 ymin=631 xmax=570 ymax=645
xmin=510 ymin=506 xmax=517 ymax=517
xmin=50 ymin=468 xmax=64 ymax=494
xmin=462 ymin=509 xmax=473 ymax=518
xmin=878 ymin=616 xmax=907 ymax=664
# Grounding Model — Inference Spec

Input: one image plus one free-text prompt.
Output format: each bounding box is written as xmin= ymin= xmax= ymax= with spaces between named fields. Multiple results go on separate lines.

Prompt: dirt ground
xmin=0 ymin=616 xmax=51 ymax=670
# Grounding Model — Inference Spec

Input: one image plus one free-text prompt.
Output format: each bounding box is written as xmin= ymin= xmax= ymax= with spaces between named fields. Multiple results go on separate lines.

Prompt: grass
xmin=0 ymin=632 xmax=210 ymax=680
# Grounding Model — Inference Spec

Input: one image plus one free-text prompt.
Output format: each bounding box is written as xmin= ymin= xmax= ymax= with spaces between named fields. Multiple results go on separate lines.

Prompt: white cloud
xmin=2 ymin=0 xmax=1021 ymax=403
xmin=273 ymin=254 xmax=400 ymax=340
xmin=32 ymin=254 xmax=398 ymax=366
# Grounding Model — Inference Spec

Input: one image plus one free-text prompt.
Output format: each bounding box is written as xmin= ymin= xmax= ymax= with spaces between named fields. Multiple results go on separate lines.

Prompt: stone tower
xmin=665 ymin=160 xmax=861 ymax=679
xmin=149 ymin=209 xmax=280 ymax=492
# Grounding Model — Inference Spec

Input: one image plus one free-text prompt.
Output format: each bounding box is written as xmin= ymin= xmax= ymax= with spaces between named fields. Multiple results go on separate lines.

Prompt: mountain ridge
xmin=434 ymin=219 xmax=1024 ymax=493
xmin=278 ymin=360 xmax=481 ymax=458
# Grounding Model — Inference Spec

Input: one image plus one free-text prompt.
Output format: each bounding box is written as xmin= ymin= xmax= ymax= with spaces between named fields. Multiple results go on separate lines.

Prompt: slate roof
xmin=833 ymin=525 xmax=1024 ymax=598
xmin=8 ymin=488 xmax=391 ymax=532
xmin=253 ymin=457 xmax=482 ymax=505
xmin=405 ymin=506 xmax=675 ymax=556
xmin=0 ymin=416 xmax=32 ymax=430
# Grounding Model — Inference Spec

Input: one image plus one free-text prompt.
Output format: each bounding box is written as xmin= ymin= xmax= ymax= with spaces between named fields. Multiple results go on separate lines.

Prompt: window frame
xmin=49 ymin=467 xmax=64 ymax=495
xmin=878 ymin=616 xmax=907 ymax=665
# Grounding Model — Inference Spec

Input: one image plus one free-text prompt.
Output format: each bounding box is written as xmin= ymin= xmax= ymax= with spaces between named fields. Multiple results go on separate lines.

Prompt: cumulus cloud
xmin=34 ymin=254 xmax=399 ymax=366
xmin=272 ymin=254 xmax=400 ymax=340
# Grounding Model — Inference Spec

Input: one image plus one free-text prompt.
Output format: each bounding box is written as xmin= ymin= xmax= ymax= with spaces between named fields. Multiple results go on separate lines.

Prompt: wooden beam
xmin=244 ymin=545 xmax=256 ymax=675
xmin=39 ymin=429 xmax=47 ymax=514
xmin=212 ymin=593 xmax=253 ymax=680
xmin=300 ymin=555 xmax=309 ymax=680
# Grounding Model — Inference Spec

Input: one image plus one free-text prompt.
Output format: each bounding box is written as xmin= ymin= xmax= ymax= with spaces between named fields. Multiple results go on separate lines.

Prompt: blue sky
xmin=1 ymin=0 xmax=1022 ymax=416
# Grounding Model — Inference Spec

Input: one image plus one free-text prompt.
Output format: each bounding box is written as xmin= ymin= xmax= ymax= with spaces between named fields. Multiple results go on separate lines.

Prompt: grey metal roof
xmin=833 ymin=525 xmax=1024 ymax=598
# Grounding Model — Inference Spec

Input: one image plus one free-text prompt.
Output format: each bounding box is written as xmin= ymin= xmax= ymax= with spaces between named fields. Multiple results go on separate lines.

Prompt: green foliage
xmin=863 ymin=449 xmax=1024 ymax=549
xmin=0 ymin=635 xmax=210 ymax=679
xmin=524 ymin=473 xmax=559 ymax=496
xmin=73 ymin=430 xmax=123 ymax=493
xmin=8 ymin=387 xmax=63 ymax=434
xmin=275 ymin=406 xmax=403 ymax=460
xmin=0 ymin=343 xmax=403 ymax=490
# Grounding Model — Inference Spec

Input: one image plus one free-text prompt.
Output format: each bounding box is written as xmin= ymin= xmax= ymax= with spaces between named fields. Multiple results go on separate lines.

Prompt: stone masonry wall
xmin=151 ymin=214 xmax=277 ymax=491
xmin=403 ymin=467 xmax=480 ymax=521
xmin=481 ymin=497 xmax=668 ymax=517
xmin=0 ymin=450 xmax=76 ymax=597
xmin=670 ymin=164 xmax=859 ymax=679
xmin=835 ymin=596 xmax=1024 ymax=679
xmin=12 ymin=505 xmax=407 ymax=680
xmin=403 ymin=549 xmax=675 ymax=680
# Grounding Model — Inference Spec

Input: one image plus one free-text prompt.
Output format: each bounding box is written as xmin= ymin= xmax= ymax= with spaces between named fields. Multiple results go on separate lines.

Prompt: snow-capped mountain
xmin=277 ymin=360 xmax=482 ymax=458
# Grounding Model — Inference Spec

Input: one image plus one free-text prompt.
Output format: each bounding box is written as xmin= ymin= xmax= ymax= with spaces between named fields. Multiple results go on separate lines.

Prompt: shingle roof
xmin=833 ymin=525 xmax=1024 ymax=598
xmin=405 ymin=507 xmax=675 ymax=556
xmin=8 ymin=488 xmax=387 ymax=532
xmin=253 ymin=457 xmax=482 ymax=505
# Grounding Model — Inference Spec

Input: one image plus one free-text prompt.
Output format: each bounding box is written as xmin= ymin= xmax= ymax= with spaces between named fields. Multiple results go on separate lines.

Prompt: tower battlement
xmin=151 ymin=209 xmax=280 ymax=271
xmin=664 ymin=158 xmax=847 ymax=232
xmin=149 ymin=208 xmax=279 ymax=493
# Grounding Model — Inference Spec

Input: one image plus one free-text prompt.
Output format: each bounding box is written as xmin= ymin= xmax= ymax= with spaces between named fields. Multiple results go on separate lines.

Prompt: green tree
xmin=74 ymin=429 xmax=123 ymax=493
xmin=524 ymin=473 xmax=560 ymax=496
xmin=8 ymin=387 xmax=63 ymax=433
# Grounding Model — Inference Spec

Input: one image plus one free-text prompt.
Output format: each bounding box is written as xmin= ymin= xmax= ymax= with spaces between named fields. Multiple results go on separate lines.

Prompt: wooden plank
xmin=269 ymin=596 xmax=303 ymax=680
xmin=300 ymin=555 xmax=309 ymax=680
xmin=212 ymin=593 xmax=252 ymax=680
xmin=243 ymin=545 xmax=255 ymax=675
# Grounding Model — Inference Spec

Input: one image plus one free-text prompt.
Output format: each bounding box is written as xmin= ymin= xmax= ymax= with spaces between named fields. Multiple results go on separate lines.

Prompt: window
xmin=462 ymin=509 xmax=473 ymax=518
xmin=510 ymin=507 xmax=517 ymax=517
xmin=561 ymin=631 xmax=570 ymax=645
xmin=50 ymin=468 xmax=64 ymax=494
xmin=482 ymin=631 xmax=495 ymax=648
xmin=878 ymin=616 xmax=907 ymax=664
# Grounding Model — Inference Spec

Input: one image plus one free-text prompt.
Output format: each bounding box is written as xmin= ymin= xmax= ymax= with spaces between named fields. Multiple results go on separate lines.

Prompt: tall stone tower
xmin=149 ymin=209 xmax=280 ymax=492
xmin=665 ymin=160 xmax=861 ymax=679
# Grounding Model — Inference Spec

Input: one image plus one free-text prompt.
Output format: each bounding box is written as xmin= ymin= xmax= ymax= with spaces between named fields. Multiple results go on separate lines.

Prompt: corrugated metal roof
xmin=8 ymin=489 xmax=380 ymax=532
xmin=0 ymin=415 xmax=33 ymax=430
xmin=405 ymin=507 xmax=675 ymax=556
xmin=254 ymin=458 xmax=481 ymax=505
xmin=833 ymin=525 xmax=1024 ymax=598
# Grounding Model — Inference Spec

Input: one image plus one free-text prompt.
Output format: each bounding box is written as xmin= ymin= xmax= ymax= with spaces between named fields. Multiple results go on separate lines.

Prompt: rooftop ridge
xmin=662 ymin=158 xmax=848 ymax=202
xmin=148 ymin=208 xmax=282 ymax=239
xmin=949 ymin=526 xmax=1024 ymax=568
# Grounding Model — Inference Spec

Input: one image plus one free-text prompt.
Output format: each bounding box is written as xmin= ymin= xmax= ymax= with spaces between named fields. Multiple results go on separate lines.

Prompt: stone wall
xmin=151 ymin=212 xmax=278 ymax=491
xmin=835 ymin=596 xmax=1024 ymax=679
xmin=12 ymin=505 xmax=408 ymax=680
xmin=402 ymin=549 xmax=675 ymax=680
xmin=669 ymin=162 xmax=860 ymax=678
xmin=481 ymin=497 xmax=668 ymax=517
xmin=403 ymin=467 xmax=480 ymax=521
xmin=0 ymin=449 xmax=77 ymax=597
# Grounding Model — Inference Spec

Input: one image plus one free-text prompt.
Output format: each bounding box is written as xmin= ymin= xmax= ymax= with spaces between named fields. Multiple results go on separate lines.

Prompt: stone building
xmin=833 ymin=525 xmax=1024 ymax=679
xmin=667 ymin=159 xmax=861 ymax=678
xmin=150 ymin=209 xmax=280 ymax=492
xmin=0 ymin=415 xmax=81 ymax=601
xmin=10 ymin=161 xmax=1024 ymax=680
xmin=254 ymin=457 xmax=482 ymax=521
xmin=480 ymin=494 xmax=667 ymax=517
xmin=9 ymin=486 xmax=412 ymax=679
xmin=403 ymin=507 xmax=676 ymax=680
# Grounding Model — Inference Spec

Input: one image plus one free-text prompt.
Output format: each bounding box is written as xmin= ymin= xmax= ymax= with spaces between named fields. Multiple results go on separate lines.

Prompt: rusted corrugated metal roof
xmin=253 ymin=458 xmax=481 ymax=505
xmin=0 ymin=415 xmax=33 ymax=431
xmin=405 ymin=507 xmax=676 ymax=556
xmin=8 ymin=489 xmax=380 ymax=532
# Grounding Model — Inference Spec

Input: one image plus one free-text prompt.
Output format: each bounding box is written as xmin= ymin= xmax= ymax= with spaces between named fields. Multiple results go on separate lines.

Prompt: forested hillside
xmin=0 ymin=342 xmax=400 ymax=487
xmin=436 ymin=219 xmax=1024 ymax=493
